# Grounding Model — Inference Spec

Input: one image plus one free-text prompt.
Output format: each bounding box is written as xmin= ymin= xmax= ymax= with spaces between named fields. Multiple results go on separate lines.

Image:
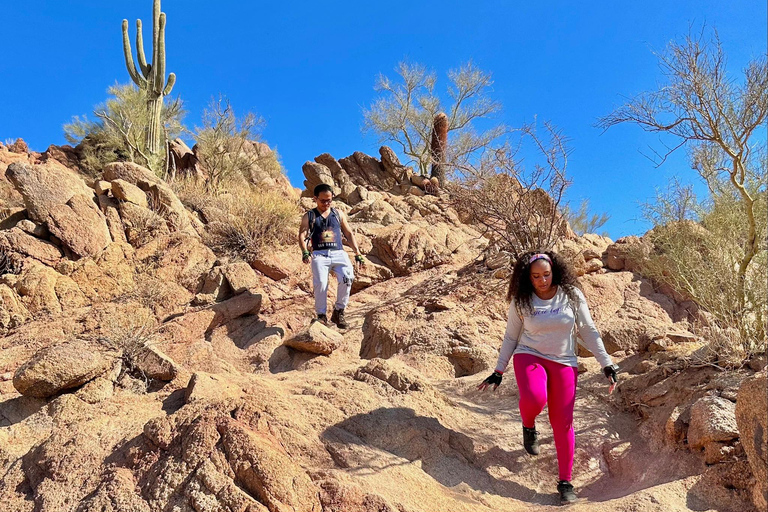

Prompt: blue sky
xmin=1 ymin=1 xmax=765 ymax=239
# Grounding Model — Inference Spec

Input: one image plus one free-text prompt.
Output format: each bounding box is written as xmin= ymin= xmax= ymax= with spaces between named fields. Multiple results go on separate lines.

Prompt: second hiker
xmin=298 ymin=183 xmax=366 ymax=329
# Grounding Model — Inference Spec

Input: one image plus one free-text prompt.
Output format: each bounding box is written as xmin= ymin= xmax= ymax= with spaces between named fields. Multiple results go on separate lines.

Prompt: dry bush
xmin=450 ymin=121 xmax=572 ymax=256
xmin=123 ymin=205 xmax=167 ymax=248
xmin=100 ymin=305 xmax=158 ymax=383
xmin=172 ymin=177 xmax=297 ymax=261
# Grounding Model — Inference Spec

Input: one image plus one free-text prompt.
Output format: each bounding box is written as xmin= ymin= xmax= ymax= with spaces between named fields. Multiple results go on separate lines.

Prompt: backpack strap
xmin=305 ymin=208 xmax=317 ymax=248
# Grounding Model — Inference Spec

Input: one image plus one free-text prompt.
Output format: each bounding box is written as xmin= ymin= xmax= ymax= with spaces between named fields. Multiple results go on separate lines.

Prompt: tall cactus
xmin=122 ymin=0 xmax=176 ymax=156
xmin=429 ymin=112 xmax=449 ymax=185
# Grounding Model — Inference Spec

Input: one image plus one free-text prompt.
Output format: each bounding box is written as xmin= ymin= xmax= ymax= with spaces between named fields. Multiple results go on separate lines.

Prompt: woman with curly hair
xmin=478 ymin=250 xmax=619 ymax=505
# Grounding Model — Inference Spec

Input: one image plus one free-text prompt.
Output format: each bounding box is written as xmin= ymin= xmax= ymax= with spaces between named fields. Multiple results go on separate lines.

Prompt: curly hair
xmin=507 ymin=250 xmax=581 ymax=314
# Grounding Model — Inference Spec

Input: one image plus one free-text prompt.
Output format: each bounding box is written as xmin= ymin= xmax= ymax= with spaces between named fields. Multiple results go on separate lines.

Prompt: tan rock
xmin=222 ymin=261 xmax=261 ymax=293
xmin=93 ymin=180 xmax=112 ymax=195
xmin=47 ymin=194 xmax=111 ymax=258
xmin=736 ymin=369 xmax=768 ymax=510
xmin=284 ymin=321 xmax=343 ymax=355
xmin=354 ymin=358 xmax=425 ymax=392
xmin=302 ymin=161 xmax=335 ymax=195
xmin=250 ymin=252 xmax=291 ymax=281
xmin=111 ymin=178 xmax=149 ymax=208
xmin=315 ymin=153 xmax=356 ymax=199
xmin=0 ymin=283 xmax=30 ymax=331
xmin=16 ymin=218 xmax=48 ymax=237
xmin=603 ymin=236 xmax=651 ymax=272
xmin=217 ymin=417 xmax=322 ymax=512
xmin=160 ymin=290 xmax=263 ymax=342
xmin=132 ymin=344 xmax=178 ymax=381
xmin=349 ymin=199 xmax=407 ymax=226
xmin=97 ymin=194 xmax=128 ymax=244
xmin=13 ymin=340 xmax=116 ymax=398
xmin=75 ymin=376 xmax=115 ymax=404
xmin=76 ymin=468 xmax=151 ymax=512
xmin=687 ymin=396 xmax=739 ymax=450
xmin=102 ymin=161 xmax=160 ymax=187
xmin=0 ymin=227 xmax=62 ymax=266
xmin=10 ymin=261 xmax=87 ymax=315
xmin=185 ymin=372 xmax=243 ymax=403
xmin=372 ymin=223 xmax=451 ymax=276
xmin=5 ymin=161 xmax=94 ymax=223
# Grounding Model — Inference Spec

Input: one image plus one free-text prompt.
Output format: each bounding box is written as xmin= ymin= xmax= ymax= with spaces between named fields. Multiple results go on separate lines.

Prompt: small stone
xmin=283 ymin=321 xmax=343 ymax=355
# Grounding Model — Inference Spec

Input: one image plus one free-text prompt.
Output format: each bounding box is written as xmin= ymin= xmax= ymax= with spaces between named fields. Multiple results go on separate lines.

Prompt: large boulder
xmin=301 ymin=161 xmax=335 ymax=196
xmin=217 ymin=417 xmax=322 ymax=512
xmin=315 ymin=153 xmax=356 ymax=199
xmin=603 ymin=236 xmax=651 ymax=272
xmin=372 ymin=223 xmax=451 ymax=276
xmin=5 ymin=161 xmax=93 ymax=223
xmin=4 ymin=261 xmax=87 ymax=315
xmin=111 ymin=179 xmax=149 ymax=208
xmin=13 ymin=340 xmax=116 ymax=398
xmin=46 ymin=193 xmax=112 ymax=258
xmin=579 ymin=272 xmax=675 ymax=353
xmin=339 ymin=151 xmax=399 ymax=191
xmin=102 ymin=161 xmax=161 ymax=187
xmin=687 ymin=396 xmax=740 ymax=450
xmin=736 ymin=369 xmax=768 ymax=510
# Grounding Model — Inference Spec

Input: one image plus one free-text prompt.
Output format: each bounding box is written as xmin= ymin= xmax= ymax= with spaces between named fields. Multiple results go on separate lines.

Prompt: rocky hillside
xmin=0 ymin=139 xmax=765 ymax=512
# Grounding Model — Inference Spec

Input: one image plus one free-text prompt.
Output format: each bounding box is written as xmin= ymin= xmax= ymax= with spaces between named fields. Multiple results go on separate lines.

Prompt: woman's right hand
xmin=477 ymin=371 xmax=503 ymax=391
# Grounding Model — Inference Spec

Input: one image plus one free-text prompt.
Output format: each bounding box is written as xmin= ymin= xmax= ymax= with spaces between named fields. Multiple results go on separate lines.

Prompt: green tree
xmin=193 ymin=96 xmax=266 ymax=194
xmin=563 ymin=199 xmax=610 ymax=236
xmin=64 ymin=83 xmax=185 ymax=176
xmin=600 ymin=28 xmax=767 ymax=354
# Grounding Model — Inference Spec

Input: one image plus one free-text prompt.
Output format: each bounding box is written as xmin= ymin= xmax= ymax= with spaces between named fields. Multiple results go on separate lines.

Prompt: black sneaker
xmin=557 ymin=480 xmax=577 ymax=505
xmin=523 ymin=426 xmax=540 ymax=456
xmin=331 ymin=308 xmax=348 ymax=329
xmin=313 ymin=313 xmax=328 ymax=325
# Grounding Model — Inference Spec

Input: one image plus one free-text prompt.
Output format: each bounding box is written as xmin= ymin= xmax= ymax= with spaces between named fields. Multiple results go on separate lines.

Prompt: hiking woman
xmin=478 ymin=251 xmax=619 ymax=505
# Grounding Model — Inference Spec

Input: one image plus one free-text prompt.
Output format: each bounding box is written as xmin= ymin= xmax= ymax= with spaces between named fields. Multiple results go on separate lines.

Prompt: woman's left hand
xmin=603 ymin=364 xmax=619 ymax=394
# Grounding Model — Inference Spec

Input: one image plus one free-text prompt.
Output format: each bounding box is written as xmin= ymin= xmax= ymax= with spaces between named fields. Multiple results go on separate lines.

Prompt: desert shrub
xmin=172 ymin=178 xmax=297 ymax=261
xmin=100 ymin=305 xmax=158 ymax=384
xmin=64 ymin=82 xmax=185 ymax=176
xmin=450 ymin=122 xmax=572 ymax=256
xmin=639 ymin=184 xmax=767 ymax=360
xmin=194 ymin=96 xmax=270 ymax=193
xmin=562 ymin=198 xmax=609 ymax=236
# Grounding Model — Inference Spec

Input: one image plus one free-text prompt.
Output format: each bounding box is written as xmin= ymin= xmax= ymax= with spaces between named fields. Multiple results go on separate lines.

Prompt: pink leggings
xmin=513 ymin=353 xmax=578 ymax=481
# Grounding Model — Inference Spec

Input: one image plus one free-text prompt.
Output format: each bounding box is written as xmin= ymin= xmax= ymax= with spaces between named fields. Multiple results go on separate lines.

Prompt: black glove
xmin=479 ymin=371 xmax=503 ymax=391
xmin=603 ymin=364 xmax=619 ymax=383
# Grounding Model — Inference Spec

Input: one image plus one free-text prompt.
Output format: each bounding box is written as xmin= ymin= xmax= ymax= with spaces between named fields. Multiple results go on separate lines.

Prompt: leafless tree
xmin=451 ymin=121 xmax=573 ymax=256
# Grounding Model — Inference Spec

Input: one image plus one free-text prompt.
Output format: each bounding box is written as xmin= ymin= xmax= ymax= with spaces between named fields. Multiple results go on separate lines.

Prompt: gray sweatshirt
xmin=495 ymin=286 xmax=614 ymax=371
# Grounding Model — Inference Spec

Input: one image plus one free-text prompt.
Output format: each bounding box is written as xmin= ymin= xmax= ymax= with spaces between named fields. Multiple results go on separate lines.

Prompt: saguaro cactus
xmin=429 ymin=112 xmax=449 ymax=185
xmin=122 ymin=0 xmax=176 ymax=156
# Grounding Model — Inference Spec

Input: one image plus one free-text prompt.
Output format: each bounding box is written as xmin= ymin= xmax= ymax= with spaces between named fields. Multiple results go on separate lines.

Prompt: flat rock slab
xmin=13 ymin=340 xmax=116 ymax=398
xmin=283 ymin=321 xmax=343 ymax=355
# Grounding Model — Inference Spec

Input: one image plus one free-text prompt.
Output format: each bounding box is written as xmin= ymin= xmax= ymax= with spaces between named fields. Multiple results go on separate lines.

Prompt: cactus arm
xmin=154 ymin=12 xmax=167 ymax=96
xmin=135 ymin=20 xmax=150 ymax=77
xmin=122 ymin=19 xmax=147 ymax=87
xmin=152 ymin=0 xmax=160 ymax=72
xmin=163 ymin=72 xmax=176 ymax=96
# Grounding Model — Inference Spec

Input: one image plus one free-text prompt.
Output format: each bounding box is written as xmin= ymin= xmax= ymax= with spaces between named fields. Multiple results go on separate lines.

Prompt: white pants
xmin=311 ymin=249 xmax=354 ymax=314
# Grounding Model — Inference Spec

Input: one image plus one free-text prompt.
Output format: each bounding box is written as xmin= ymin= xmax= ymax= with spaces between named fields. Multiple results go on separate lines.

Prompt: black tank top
xmin=310 ymin=208 xmax=343 ymax=250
